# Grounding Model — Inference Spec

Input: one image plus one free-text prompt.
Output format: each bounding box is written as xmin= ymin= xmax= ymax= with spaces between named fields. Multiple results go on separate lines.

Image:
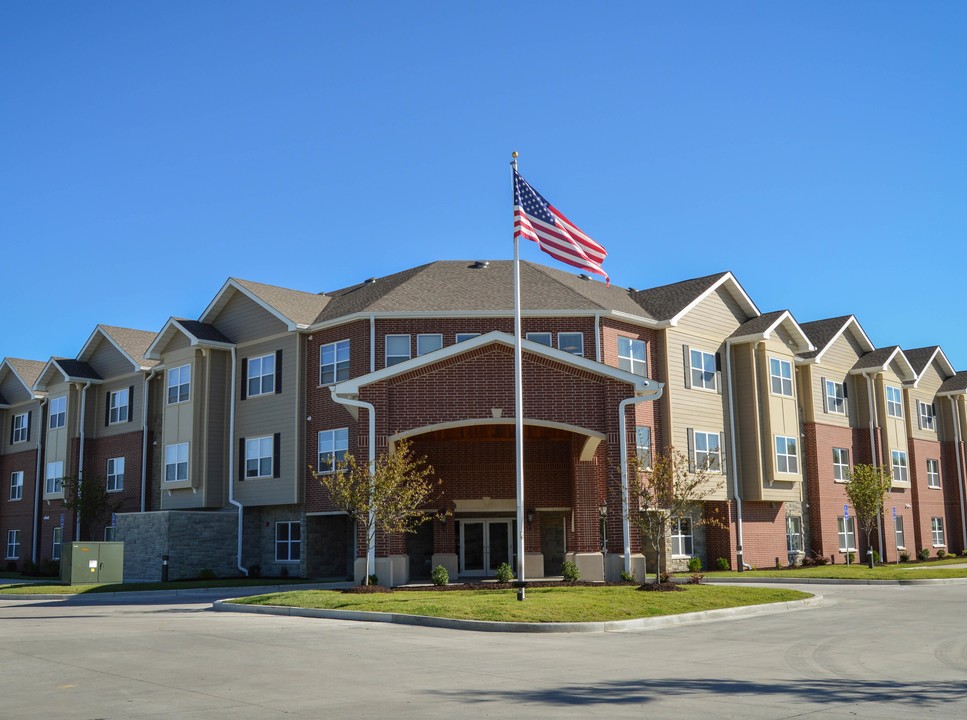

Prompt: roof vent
xmin=364 ymin=277 xmax=377 ymax=285
xmin=627 ymin=287 xmax=636 ymax=293
xmin=471 ymin=261 xmax=490 ymax=270
xmin=578 ymin=273 xmax=591 ymax=281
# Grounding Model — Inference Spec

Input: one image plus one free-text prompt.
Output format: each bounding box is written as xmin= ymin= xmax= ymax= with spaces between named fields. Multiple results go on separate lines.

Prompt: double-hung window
xmin=770 ymin=358 xmax=793 ymax=396
xmin=786 ymin=516 xmax=803 ymax=554
xmin=107 ymin=457 xmax=124 ymax=492
xmin=276 ymin=521 xmax=301 ymax=562
xmin=167 ymin=365 xmax=191 ymax=404
xmin=320 ymin=340 xmax=350 ymax=385
xmin=12 ymin=413 xmax=28 ymax=443
xmin=45 ymin=461 xmax=64 ymax=495
xmin=6 ymin=529 xmax=20 ymax=560
xmin=635 ymin=426 xmax=652 ymax=470
xmin=618 ymin=337 xmax=647 ymax=376
xmin=417 ymin=334 xmax=443 ymax=356
xmin=891 ymin=450 xmax=909 ymax=484
xmin=926 ymin=459 xmax=941 ymax=489
xmin=49 ymin=396 xmax=67 ymax=429
xmin=775 ymin=436 xmax=799 ymax=474
xmin=247 ymin=354 xmax=275 ymax=397
xmin=931 ymin=517 xmax=945 ymax=546
xmin=671 ymin=517 xmax=693 ymax=557
xmin=558 ymin=332 xmax=584 ymax=356
xmin=825 ymin=380 xmax=847 ymax=415
xmin=318 ymin=428 xmax=349 ymax=474
xmin=164 ymin=443 xmax=189 ymax=483
xmin=689 ymin=349 xmax=716 ymax=390
xmin=52 ymin=527 xmax=62 ymax=561
xmin=10 ymin=471 xmax=23 ymax=501
xmin=693 ymin=431 xmax=721 ymax=472
xmin=109 ymin=388 xmax=129 ymax=424
xmin=245 ymin=436 xmax=274 ymax=478
xmin=919 ymin=401 xmax=936 ymax=431
xmin=837 ymin=516 xmax=856 ymax=551
xmin=886 ymin=386 xmax=902 ymax=418
xmin=385 ymin=335 xmax=411 ymax=366
xmin=894 ymin=516 xmax=905 ymax=549
xmin=526 ymin=332 xmax=552 ymax=347
xmin=832 ymin=448 xmax=850 ymax=482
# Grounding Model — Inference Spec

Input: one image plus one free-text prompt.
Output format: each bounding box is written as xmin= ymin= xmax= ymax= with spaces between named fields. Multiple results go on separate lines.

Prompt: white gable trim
xmin=730 ymin=311 xmax=814 ymax=353
xmin=668 ymin=272 xmax=760 ymax=327
xmin=200 ymin=278 xmax=299 ymax=331
xmin=144 ymin=318 xmax=235 ymax=361
xmin=811 ymin=316 xmax=876 ymax=364
xmin=850 ymin=347 xmax=916 ymax=382
xmin=0 ymin=360 xmax=42 ymax=401
xmin=77 ymin=325 xmax=144 ymax=373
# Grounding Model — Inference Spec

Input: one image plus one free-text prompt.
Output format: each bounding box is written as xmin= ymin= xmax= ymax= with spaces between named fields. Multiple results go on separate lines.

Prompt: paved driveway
xmin=1 ymin=583 xmax=966 ymax=719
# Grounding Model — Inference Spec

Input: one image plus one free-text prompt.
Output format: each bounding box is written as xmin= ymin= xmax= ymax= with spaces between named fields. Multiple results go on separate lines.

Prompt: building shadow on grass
xmin=427 ymin=677 xmax=967 ymax=708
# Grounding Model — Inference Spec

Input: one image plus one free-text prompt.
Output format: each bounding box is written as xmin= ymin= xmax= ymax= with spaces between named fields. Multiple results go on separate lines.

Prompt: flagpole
xmin=511 ymin=151 xmax=526 ymax=601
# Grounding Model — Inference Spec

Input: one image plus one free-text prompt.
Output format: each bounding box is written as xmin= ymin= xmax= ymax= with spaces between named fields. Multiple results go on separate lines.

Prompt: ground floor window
xmin=786 ymin=516 xmax=803 ymax=553
xmin=105 ymin=526 xmax=118 ymax=542
xmin=931 ymin=517 xmax=945 ymax=547
xmin=6 ymin=529 xmax=20 ymax=559
xmin=894 ymin=516 xmax=905 ymax=549
xmin=52 ymin=527 xmax=63 ymax=561
xmin=276 ymin=521 xmax=301 ymax=562
xmin=837 ymin=516 xmax=856 ymax=552
xmin=671 ymin=517 xmax=693 ymax=557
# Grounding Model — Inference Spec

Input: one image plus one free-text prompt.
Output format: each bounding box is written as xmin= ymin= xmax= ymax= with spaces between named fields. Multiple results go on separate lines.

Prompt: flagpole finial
xmin=512 ymin=151 xmax=518 ymax=158
xmin=511 ymin=151 xmax=518 ymax=170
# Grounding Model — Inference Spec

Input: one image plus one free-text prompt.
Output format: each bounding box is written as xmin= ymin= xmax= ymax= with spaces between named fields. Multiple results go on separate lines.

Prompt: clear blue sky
xmin=2 ymin=2 xmax=965 ymax=369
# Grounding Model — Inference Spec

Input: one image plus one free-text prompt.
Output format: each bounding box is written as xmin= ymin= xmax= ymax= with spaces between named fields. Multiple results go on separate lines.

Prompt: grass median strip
xmin=230 ymin=585 xmax=810 ymax=623
xmin=707 ymin=559 xmax=967 ymax=581
xmin=0 ymin=578 xmax=326 ymax=595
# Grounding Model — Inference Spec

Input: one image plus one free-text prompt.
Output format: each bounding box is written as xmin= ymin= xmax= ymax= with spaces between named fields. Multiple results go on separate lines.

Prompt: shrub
xmin=366 ymin=574 xmax=379 ymax=586
xmin=619 ymin=569 xmax=636 ymax=583
xmin=687 ymin=556 xmax=702 ymax=573
xmin=813 ymin=555 xmax=829 ymax=566
xmin=918 ymin=548 xmax=931 ymax=562
xmin=198 ymin=568 xmax=216 ymax=580
xmin=937 ymin=548 xmax=947 ymax=559
xmin=872 ymin=550 xmax=880 ymax=564
xmin=716 ymin=557 xmax=730 ymax=571
xmin=900 ymin=551 xmax=911 ymax=563
xmin=846 ymin=552 xmax=855 ymax=564
xmin=688 ymin=573 xmax=704 ymax=584
xmin=961 ymin=550 xmax=967 ymax=558
xmin=561 ymin=561 xmax=580 ymax=582
xmin=495 ymin=562 xmax=514 ymax=583
xmin=431 ymin=565 xmax=449 ymax=586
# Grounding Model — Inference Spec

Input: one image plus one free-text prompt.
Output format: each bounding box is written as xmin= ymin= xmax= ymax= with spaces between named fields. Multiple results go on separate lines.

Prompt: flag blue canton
xmin=513 ymin=173 xmax=555 ymax=226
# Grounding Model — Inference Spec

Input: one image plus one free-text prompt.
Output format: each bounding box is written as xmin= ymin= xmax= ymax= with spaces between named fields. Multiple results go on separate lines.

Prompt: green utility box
xmin=61 ymin=542 xmax=124 ymax=585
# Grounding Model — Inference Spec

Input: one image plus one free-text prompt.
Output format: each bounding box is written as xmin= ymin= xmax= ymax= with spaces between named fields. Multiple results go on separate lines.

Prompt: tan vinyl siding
xmin=209 ymin=291 xmax=288 ymax=345
xmin=0 ymin=373 xmax=30 ymax=406
xmin=876 ymin=371 xmax=908 ymax=482
xmin=88 ymin=340 xmax=135 ymax=379
xmin=203 ymin=350 xmax=230 ymax=508
xmin=807 ymin=332 xmax=864 ymax=428
xmin=1 ymin=400 xmax=41 ymax=454
xmin=235 ymin=333 xmax=299 ymax=506
xmin=908 ymin=359 xmax=946 ymax=442
xmin=732 ymin=342 xmax=762 ymax=499
xmin=761 ymin=338 xmax=801 ymax=495
xmin=162 ymin=332 xmax=191 ymax=353
xmin=160 ymin=347 xmax=199 ymax=508
xmin=44 ymin=383 xmax=74 ymax=498
xmin=674 ymin=286 xmax=748 ymax=338
xmin=90 ymin=378 xmax=141 ymax=439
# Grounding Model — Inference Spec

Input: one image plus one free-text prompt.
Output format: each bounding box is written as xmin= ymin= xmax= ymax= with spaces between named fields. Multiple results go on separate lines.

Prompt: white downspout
xmin=725 ymin=340 xmax=746 ymax=571
xmin=75 ymin=381 xmax=91 ymax=540
xmin=140 ymin=367 xmax=161 ymax=513
xmin=329 ymin=389 xmax=377 ymax=574
xmin=618 ymin=383 xmax=664 ymax=576
xmin=227 ymin=347 xmax=248 ymax=576
xmin=31 ymin=397 xmax=49 ymax=564
xmin=594 ymin=312 xmax=601 ymax=363
xmin=949 ymin=396 xmax=967 ymax=549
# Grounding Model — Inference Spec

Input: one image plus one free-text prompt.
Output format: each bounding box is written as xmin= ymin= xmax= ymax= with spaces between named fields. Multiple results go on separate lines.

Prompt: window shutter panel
xmin=842 ymin=380 xmax=848 ymax=398
xmin=273 ymin=433 xmax=281 ymax=478
xmin=275 ymin=349 xmax=283 ymax=394
xmin=240 ymin=359 xmax=248 ymax=401
xmin=916 ymin=400 xmax=922 ymax=430
xmin=10 ymin=416 xmax=15 ymax=445
xmin=719 ymin=431 xmax=727 ymax=476
xmin=128 ymin=386 xmax=135 ymax=423
xmin=105 ymin=392 xmax=111 ymax=427
xmin=683 ymin=345 xmax=692 ymax=389
xmin=821 ymin=377 xmax=828 ymax=413
xmin=26 ymin=411 xmax=32 ymax=442
xmin=238 ymin=438 xmax=246 ymax=481
xmin=687 ymin=428 xmax=695 ymax=473
xmin=715 ymin=352 xmax=723 ymax=395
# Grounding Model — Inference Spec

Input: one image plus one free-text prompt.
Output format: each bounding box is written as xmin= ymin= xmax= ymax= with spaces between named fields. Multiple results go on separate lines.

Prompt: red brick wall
xmin=705 ymin=500 xmax=788 ymax=569
xmin=909 ymin=437 xmax=947 ymax=555
xmin=942 ymin=440 xmax=966 ymax=554
xmin=0 ymin=449 xmax=38 ymax=569
xmin=87 ymin=429 xmax=145 ymax=522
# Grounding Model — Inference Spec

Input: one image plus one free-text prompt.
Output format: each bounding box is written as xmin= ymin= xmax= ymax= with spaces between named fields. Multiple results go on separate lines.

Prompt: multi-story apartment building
xmin=2 ymin=259 xmax=965 ymax=582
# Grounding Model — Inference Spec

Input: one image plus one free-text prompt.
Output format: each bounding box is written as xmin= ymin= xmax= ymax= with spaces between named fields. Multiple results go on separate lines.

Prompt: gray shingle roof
xmin=797 ymin=316 xmax=853 ymax=360
xmin=5 ymin=358 xmax=46 ymax=389
xmin=631 ymin=272 xmax=730 ymax=321
xmin=54 ymin=359 xmax=102 ymax=380
xmin=177 ymin=320 xmax=233 ymax=344
xmin=234 ymin=278 xmax=331 ymax=327
xmin=851 ymin=346 xmax=901 ymax=372
xmin=729 ymin=310 xmax=788 ymax=339
xmin=314 ymin=261 xmax=653 ymax=322
xmin=99 ymin=325 xmax=160 ymax=368
xmin=904 ymin=347 xmax=938 ymax=377
xmin=939 ymin=371 xmax=967 ymax=394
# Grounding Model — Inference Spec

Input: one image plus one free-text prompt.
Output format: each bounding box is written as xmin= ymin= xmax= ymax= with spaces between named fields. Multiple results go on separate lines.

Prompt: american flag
xmin=513 ymin=169 xmax=608 ymax=283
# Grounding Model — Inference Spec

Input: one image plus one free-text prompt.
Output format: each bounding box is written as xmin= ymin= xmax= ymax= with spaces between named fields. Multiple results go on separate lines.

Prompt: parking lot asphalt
xmin=1 ymin=582 xmax=966 ymax=719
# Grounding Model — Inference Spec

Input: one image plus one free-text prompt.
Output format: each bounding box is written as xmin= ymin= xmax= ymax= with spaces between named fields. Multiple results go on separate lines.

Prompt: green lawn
xmin=0 ymin=577 xmax=329 ymax=595
xmin=708 ymin=556 xmax=967 ymax=581
xmin=231 ymin=585 xmax=811 ymax=623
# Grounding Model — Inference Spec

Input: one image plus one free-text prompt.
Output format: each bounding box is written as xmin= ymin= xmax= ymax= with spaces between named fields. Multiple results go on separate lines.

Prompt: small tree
xmin=61 ymin=476 xmax=122 ymax=541
xmin=313 ymin=437 xmax=444 ymax=585
xmin=845 ymin=463 xmax=893 ymax=567
xmin=628 ymin=447 xmax=724 ymax=585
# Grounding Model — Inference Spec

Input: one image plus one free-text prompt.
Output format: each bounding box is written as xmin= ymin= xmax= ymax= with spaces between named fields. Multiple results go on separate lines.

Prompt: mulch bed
xmin=637 ymin=582 xmax=684 ymax=592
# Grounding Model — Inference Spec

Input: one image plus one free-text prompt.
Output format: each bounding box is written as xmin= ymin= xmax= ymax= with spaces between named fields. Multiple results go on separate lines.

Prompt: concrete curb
xmin=211 ymin=593 xmax=824 ymax=633
xmin=703 ymin=576 xmax=967 ymax=586
xmin=0 ymin=582 xmax=353 ymax=602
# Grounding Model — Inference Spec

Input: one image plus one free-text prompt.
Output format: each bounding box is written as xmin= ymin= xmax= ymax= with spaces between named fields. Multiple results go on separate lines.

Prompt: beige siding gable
xmin=209 ymin=291 xmax=288 ymax=344
xmin=674 ymin=286 xmax=748 ymax=339
xmin=0 ymin=373 xmax=30 ymax=405
xmin=88 ymin=339 xmax=135 ymax=379
xmin=809 ymin=332 xmax=864 ymax=429
xmin=90 ymin=377 xmax=142 ymax=439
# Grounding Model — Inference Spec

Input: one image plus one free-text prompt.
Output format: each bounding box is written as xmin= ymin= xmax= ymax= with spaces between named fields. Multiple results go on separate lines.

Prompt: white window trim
xmin=919 ymin=402 xmax=936 ymax=431
xmin=769 ymin=357 xmax=794 ymax=397
xmin=6 ymin=529 xmax=20 ymax=560
xmin=618 ymin=336 xmax=647 ymax=377
xmin=49 ymin=396 xmax=67 ymax=429
xmin=247 ymin=354 xmax=276 ymax=398
xmin=635 ymin=426 xmax=653 ymax=471
xmin=693 ymin=430 xmax=722 ymax=473
xmin=931 ymin=517 xmax=945 ymax=547
xmin=275 ymin=520 xmax=302 ymax=562
xmin=526 ymin=332 xmax=552 ymax=347
xmin=45 ymin=461 xmax=64 ymax=495
xmin=319 ymin=339 xmax=350 ymax=386
xmin=12 ymin=412 xmax=28 ymax=443
xmin=317 ymin=428 xmax=348 ymax=474
xmin=106 ymin=457 xmax=124 ymax=493
xmin=886 ymin=385 xmax=903 ymax=418
xmin=245 ymin=436 xmax=274 ymax=479
xmin=670 ymin=516 xmax=693 ymax=558
xmin=455 ymin=333 xmax=480 ymax=343
xmin=926 ymin=458 xmax=941 ymax=489
xmin=557 ymin=332 xmax=584 ymax=356
xmin=894 ymin=515 xmax=905 ymax=550
xmin=786 ymin=516 xmax=803 ymax=554
xmin=10 ymin=471 xmax=24 ymax=501
xmin=837 ymin=516 xmax=857 ymax=552
xmin=832 ymin=448 xmax=850 ymax=483
xmin=891 ymin=449 xmax=909 ymax=484
xmin=416 ymin=334 xmax=444 ymax=356
xmin=385 ymin=334 xmax=411 ymax=366
xmin=52 ymin=527 xmax=63 ymax=561
xmin=167 ymin=365 xmax=191 ymax=405
xmin=825 ymin=380 xmax=847 ymax=415
xmin=775 ymin=435 xmax=799 ymax=474
xmin=109 ymin=388 xmax=130 ymax=424
xmin=689 ymin=348 xmax=717 ymax=391
xmin=164 ymin=442 xmax=189 ymax=483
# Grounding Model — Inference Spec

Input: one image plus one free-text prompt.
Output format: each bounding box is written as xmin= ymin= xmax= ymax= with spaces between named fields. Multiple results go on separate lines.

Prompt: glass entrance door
xmin=459 ymin=520 xmax=515 ymax=576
